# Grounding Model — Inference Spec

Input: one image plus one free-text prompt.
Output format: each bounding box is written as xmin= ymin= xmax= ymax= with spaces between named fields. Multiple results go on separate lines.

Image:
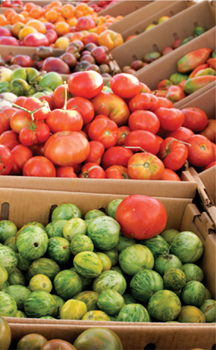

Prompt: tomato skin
xmin=200 ymin=119 xmax=216 ymax=143
xmin=68 ymin=70 xmax=103 ymax=99
xmin=44 ymin=131 xmax=90 ymax=166
xmin=127 ymin=152 xmax=165 ymax=180
xmin=158 ymin=137 xmax=188 ymax=171
xmin=128 ymin=93 xmax=159 ymax=112
xmin=139 ymin=82 xmax=151 ymax=93
xmin=79 ymin=162 xmax=105 ymax=178
xmin=52 ymin=84 xmax=72 ymax=109
xmin=85 ymin=140 xmax=105 ymax=164
xmin=154 ymin=107 xmax=185 ymax=131
xmin=0 ymin=130 xmax=20 ymax=150
xmin=66 ymin=96 xmax=95 ymax=125
xmin=41 ymin=339 xmax=76 ymax=350
xmin=181 ymin=107 xmax=209 ymax=132
xmin=128 ymin=110 xmax=160 ymax=134
xmin=117 ymin=126 xmax=131 ymax=146
xmin=102 ymin=146 xmax=133 ymax=169
xmin=23 ymin=156 xmax=56 ymax=177
xmin=45 ymin=109 xmax=83 ymax=133
xmin=157 ymin=96 xmax=174 ymax=109
xmin=115 ymin=194 xmax=167 ymax=240
xmin=88 ymin=116 xmax=118 ymax=149
xmin=105 ymin=165 xmax=128 ymax=179
xmin=10 ymin=110 xmax=30 ymax=134
xmin=56 ymin=166 xmax=78 ymax=178
xmin=13 ymin=96 xmax=27 ymax=107
xmin=11 ymin=144 xmax=33 ymax=175
xmin=187 ymin=134 xmax=214 ymax=167
xmin=0 ymin=145 xmax=13 ymax=175
xmin=19 ymin=122 xmax=51 ymax=147
xmin=110 ymin=73 xmax=141 ymax=99
xmin=161 ymin=168 xmax=181 ymax=181
xmin=0 ymin=317 xmax=11 ymax=350
xmin=124 ymin=130 xmax=160 ymax=155
xmin=23 ymin=97 xmax=51 ymax=121
xmin=165 ymin=85 xmax=186 ymax=103
xmin=166 ymin=126 xmax=194 ymax=143
xmin=0 ymin=108 xmax=11 ymax=134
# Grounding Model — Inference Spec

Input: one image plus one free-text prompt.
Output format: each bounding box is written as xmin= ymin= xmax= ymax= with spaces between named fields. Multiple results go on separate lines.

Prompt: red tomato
xmin=127 ymin=152 xmax=164 ymax=180
xmin=102 ymin=146 xmax=133 ymax=169
xmin=124 ymin=130 xmax=160 ymax=155
xmin=115 ymin=194 xmax=167 ymax=240
xmin=0 ymin=130 xmax=20 ymax=150
xmin=52 ymin=84 xmax=72 ymax=109
xmin=91 ymin=91 xmax=130 ymax=126
xmin=30 ymin=143 xmax=45 ymax=157
xmin=105 ymin=165 xmax=129 ymax=179
xmin=39 ymin=95 xmax=54 ymax=111
xmin=116 ymin=126 xmax=131 ymax=146
xmin=158 ymin=137 xmax=188 ymax=171
xmin=165 ymin=85 xmax=186 ymax=103
xmin=66 ymin=96 xmax=95 ymax=125
xmin=0 ymin=108 xmax=13 ymax=134
xmin=157 ymin=96 xmax=174 ymax=109
xmin=79 ymin=162 xmax=105 ymax=178
xmin=41 ymin=339 xmax=76 ymax=350
xmin=11 ymin=144 xmax=33 ymax=175
xmin=200 ymin=119 xmax=216 ymax=143
xmin=23 ymin=97 xmax=50 ymax=121
xmin=44 ymin=131 xmax=90 ymax=166
xmin=110 ymin=73 xmax=141 ymax=99
xmin=46 ymin=109 xmax=83 ymax=133
xmin=187 ymin=134 xmax=214 ymax=168
xmin=181 ymin=107 xmax=209 ymax=132
xmin=204 ymin=161 xmax=216 ymax=171
xmin=56 ymin=166 xmax=77 ymax=178
xmin=85 ymin=140 xmax=105 ymax=164
xmin=154 ymin=107 xmax=185 ymax=131
xmin=128 ymin=93 xmax=159 ymax=112
xmin=166 ymin=126 xmax=194 ymax=143
xmin=0 ymin=144 xmax=13 ymax=175
xmin=128 ymin=110 xmax=160 ymax=134
xmin=10 ymin=110 xmax=29 ymax=134
xmin=87 ymin=116 xmax=118 ymax=149
xmin=68 ymin=70 xmax=103 ymax=99
xmin=161 ymin=168 xmax=181 ymax=181
xmin=139 ymin=82 xmax=151 ymax=93
xmin=157 ymin=79 xmax=172 ymax=90
xmin=22 ymin=156 xmax=56 ymax=177
xmin=19 ymin=122 xmax=50 ymax=147
xmin=13 ymin=96 xmax=27 ymax=107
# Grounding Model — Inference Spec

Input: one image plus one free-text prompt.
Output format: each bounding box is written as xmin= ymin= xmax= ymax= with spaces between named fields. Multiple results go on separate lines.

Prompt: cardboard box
xmin=1 ymin=188 xmax=215 ymax=350
xmin=111 ymin=0 xmax=216 ymax=68
xmin=109 ymin=0 xmax=195 ymax=41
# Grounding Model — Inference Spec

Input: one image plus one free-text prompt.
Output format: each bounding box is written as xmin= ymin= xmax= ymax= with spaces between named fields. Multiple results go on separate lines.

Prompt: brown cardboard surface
xmin=0 ymin=176 xmax=197 ymax=198
xmin=110 ymin=0 xmax=195 ymax=41
xmin=198 ymin=166 xmax=216 ymax=205
xmin=111 ymin=0 xmax=216 ymax=68
xmin=135 ymin=26 xmax=216 ymax=90
xmin=98 ymin=0 xmax=153 ymax=17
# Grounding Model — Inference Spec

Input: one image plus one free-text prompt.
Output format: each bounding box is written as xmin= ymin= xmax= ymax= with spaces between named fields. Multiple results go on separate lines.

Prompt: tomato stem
xmin=12 ymin=102 xmax=49 ymax=123
xmin=63 ymin=81 xmax=68 ymax=111
xmin=124 ymin=146 xmax=146 ymax=152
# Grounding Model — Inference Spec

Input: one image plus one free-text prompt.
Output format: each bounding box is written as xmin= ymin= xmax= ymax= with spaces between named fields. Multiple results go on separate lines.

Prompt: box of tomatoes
xmin=0 ymin=187 xmax=215 ymax=350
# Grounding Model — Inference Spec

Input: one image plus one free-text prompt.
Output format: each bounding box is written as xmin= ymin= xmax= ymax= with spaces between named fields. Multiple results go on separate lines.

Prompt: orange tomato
xmin=10 ymin=14 xmax=26 ymax=25
xmin=61 ymin=3 xmax=75 ymax=19
xmin=29 ymin=6 xmax=44 ymax=19
xmin=11 ymin=21 xmax=25 ymax=37
xmin=54 ymin=21 xmax=70 ymax=36
xmin=23 ymin=2 xmax=36 ymax=12
xmin=26 ymin=19 xmax=47 ymax=34
xmin=67 ymin=17 xmax=77 ymax=27
xmin=0 ymin=14 xmax=9 ymax=26
xmin=45 ymin=9 xmax=59 ymax=23
xmin=18 ymin=25 xmax=38 ymax=40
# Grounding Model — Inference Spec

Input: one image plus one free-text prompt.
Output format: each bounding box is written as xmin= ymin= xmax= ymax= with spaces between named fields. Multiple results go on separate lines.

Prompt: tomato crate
xmin=0 ymin=187 xmax=215 ymax=350
xmin=110 ymin=0 xmax=216 ymax=69
xmin=108 ymin=0 xmax=195 ymax=41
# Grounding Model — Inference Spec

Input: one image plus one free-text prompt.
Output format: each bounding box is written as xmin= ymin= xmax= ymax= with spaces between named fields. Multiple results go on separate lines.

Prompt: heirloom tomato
xmin=87 ymin=115 xmax=118 ymax=149
xmin=0 ymin=130 xmax=20 ymax=150
xmin=11 ymin=144 xmax=33 ymax=175
xmin=128 ymin=110 xmax=160 ymax=134
xmin=181 ymin=107 xmax=208 ymax=132
xmin=79 ymin=162 xmax=105 ymax=178
xmin=105 ymin=165 xmax=128 ymax=179
xmin=23 ymin=156 xmax=56 ymax=177
xmin=127 ymin=152 xmax=165 ymax=180
xmin=154 ymin=107 xmax=185 ymax=131
xmin=110 ymin=73 xmax=141 ymax=99
xmin=187 ymin=134 xmax=214 ymax=168
xmin=67 ymin=70 xmax=103 ymax=99
xmin=66 ymin=96 xmax=95 ymax=125
xmin=124 ymin=130 xmax=160 ymax=155
xmin=102 ymin=146 xmax=133 ymax=169
xmin=117 ymin=126 xmax=131 ymax=146
xmin=158 ymin=137 xmax=188 ymax=171
xmin=128 ymin=93 xmax=159 ymax=112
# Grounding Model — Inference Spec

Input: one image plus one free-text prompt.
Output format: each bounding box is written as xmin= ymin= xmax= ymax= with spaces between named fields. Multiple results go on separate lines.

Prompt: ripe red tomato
xmin=87 ymin=115 xmax=118 ymax=149
xmin=127 ymin=152 xmax=165 ymax=180
xmin=67 ymin=70 xmax=103 ymax=99
xmin=128 ymin=110 xmax=160 ymax=134
xmin=23 ymin=97 xmax=51 ymax=121
xmin=156 ymin=96 xmax=174 ymax=109
xmin=105 ymin=165 xmax=128 ymax=179
xmin=52 ymin=84 xmax=72 ymax=109
xmin=66 ymin=96 xmax=95 ymax=125
xmin=158 ymin=137 xmax=188 ymax=171
xmin=166 ymin=126 xmax=194 ymax=143
xmin=110 ymin=73 xmax=141 ymax=99
xmin=200 ymin=119 xmax=216 ymax=143
xmin=45 ymin=109 xmax=83 ymax=133
xmin=11 ymin=144 xmax=33 ymax=175
xmin=10 ymin=109 xmax=29 ymax=134
xmin=161 ymin=168 xmax=181 ymax=181
xmin=116 ymin=126 xmax=131 ymax=146
xmin=165 ymin=85 xmax=186 ymax=103
xmin=102 ymin=146 xmax=133 ymax=169
xmin=128 ymin=93 xmax=159 ymax=112
xmin=0 ymin=144 xmax=13 ymax=175
xmin=56 ymin=166 xmax=78 ymax=178
xmin=154 ymin=107 xmax=185 ymax=131
xmin=44 ymin=131 xmax=90 ymax=166
xmin=0 ymin=130 xmax=20 ymax=150
xmin=181 ymin=107 xmax=209 ymax=132
xmin=187 ymin=134 xmax=214 ymax=168
xmin=0 ymin=108 xmax=12 ymax=134
xmin=22 ymin=156 xmax=56 ymax=177
xmin=116 ymin=194 xmax=167 ymax=240
xmin=85 ymin=140 xmax=105 ymax=164
xmin=79 ymin=162 xmax=105 ymax=178
xmin=19 ymin=122 xmax=50 ymax=147
xmin=13 ymin=96 xmax=27 ymax=107
xmin=124 ymin=130 xmax=160 ymax=155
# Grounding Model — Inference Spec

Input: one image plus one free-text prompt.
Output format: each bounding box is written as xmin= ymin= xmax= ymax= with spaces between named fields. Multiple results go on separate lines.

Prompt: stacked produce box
xmin=0 ymin=0 xmax=215 ymax=349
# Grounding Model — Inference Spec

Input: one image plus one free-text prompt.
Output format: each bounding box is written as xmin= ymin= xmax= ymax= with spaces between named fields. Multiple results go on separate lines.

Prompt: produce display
xmin=0 ymin=194 xmax=215 ymax=325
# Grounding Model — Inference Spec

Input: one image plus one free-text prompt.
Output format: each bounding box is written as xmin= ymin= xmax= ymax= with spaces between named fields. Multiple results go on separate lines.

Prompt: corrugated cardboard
xmin=135 ymin=26 xmax=216 ymax=90
xmin=111 ymin=0 xmax=216 ymax=68
xmin=109 ymin=0 xmax=195 ymax=41
xmin=1 ymin=189 xmax=215 ymax=350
